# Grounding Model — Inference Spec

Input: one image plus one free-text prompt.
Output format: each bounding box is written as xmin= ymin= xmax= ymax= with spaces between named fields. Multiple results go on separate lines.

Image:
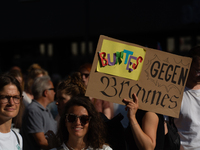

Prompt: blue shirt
xmin=21 ymin=100 xmax=57 ymax=150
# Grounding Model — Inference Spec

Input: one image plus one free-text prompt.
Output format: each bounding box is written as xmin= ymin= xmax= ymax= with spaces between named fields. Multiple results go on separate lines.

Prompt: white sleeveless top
xmin=0 ymin=129 xmax=23 ymax=150
xmin=174 ymin=87 xmax=200 ymax=150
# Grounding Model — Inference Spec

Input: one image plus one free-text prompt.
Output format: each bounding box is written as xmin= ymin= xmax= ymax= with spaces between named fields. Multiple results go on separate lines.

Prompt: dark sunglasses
xmin=66 ymin=113 xmax=91 ymax=125
xmin=81 ymin=73 xmax=89 ymax=78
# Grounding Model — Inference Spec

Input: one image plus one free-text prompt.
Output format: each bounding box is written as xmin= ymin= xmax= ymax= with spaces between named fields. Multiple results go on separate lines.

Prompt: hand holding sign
xmin=123 ymin=93 xmax=139 ymax=120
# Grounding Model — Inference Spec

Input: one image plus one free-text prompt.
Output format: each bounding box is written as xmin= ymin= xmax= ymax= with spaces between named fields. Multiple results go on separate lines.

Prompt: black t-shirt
xmin=125 ymin=109 xmax=165 ymax=150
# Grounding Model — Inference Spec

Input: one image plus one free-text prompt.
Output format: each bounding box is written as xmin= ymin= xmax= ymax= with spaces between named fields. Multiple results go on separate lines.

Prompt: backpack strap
xmin=12 ymin=129 xmax=20 ymax=145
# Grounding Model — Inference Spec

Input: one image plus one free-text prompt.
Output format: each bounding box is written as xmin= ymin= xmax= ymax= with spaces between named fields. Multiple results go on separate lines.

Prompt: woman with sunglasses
xmin=45 ymin=72 xmax=86 ymax=148
xmin=0 ymin=74 xmax=23 ymax=150
xmin=56 ymin=96 xmax=112 ymax=150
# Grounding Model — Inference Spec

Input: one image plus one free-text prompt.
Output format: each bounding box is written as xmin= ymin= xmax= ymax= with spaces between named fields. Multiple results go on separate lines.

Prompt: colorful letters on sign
xmin=97 ymin=39 xmax=146 ymax=80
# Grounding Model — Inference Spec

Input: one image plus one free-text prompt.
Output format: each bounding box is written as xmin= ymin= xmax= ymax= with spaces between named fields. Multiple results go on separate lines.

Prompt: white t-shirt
xmin=0 ymin=129 xmax=23 ymax=150
xmin=61 ymin=143 xmax=112 ymax=150
xmin=174 ymin=87 xmax=200 ymax=150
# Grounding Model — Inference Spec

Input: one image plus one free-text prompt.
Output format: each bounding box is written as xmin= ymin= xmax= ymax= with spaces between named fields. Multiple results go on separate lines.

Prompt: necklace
xmin=66 ymin=143 xmax=86 ymax=150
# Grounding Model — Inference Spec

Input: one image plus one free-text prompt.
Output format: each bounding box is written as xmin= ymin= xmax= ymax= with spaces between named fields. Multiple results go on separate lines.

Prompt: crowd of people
xmin=0 ymin=46 xmax=200 ymax=150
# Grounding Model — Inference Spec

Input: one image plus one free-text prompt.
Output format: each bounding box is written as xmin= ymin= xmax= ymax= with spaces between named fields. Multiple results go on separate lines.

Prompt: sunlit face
xmin=66 ymin=105 xmax=89 ymax=139
xmin=47 ymin=81 xmax=55 ymax=103
xmin=80 ymin=69 xmax=90 ymax=88
xmin=0 ymin=84 xmax=20 ymax=121
xmin=56 ymin=91 xmax=71 ymax=116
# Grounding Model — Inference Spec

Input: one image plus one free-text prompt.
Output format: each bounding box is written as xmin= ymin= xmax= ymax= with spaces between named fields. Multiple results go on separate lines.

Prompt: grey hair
xmin=32 ymin=75 xmax=52 ymax=99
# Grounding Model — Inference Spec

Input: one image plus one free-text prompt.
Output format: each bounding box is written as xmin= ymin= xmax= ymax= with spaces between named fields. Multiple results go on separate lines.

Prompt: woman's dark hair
xmin=57 ymin=72 xmax=85 ymax=97
xmin=57 ymin=96 xmax=106 ymax=148
xmin=0 ymin=74 xmax=24 ymax=128
xmin=0 ymin=74 xmax=22 ymax=96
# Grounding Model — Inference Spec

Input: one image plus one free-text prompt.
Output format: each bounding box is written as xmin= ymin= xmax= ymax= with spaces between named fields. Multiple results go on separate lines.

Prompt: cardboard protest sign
xmin=85 ymin=35 xmax=192 ymax=118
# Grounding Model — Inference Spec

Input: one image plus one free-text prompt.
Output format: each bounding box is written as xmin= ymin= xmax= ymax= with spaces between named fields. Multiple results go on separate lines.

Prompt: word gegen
xmin=98 ymin=49 xmax=144 ymax=72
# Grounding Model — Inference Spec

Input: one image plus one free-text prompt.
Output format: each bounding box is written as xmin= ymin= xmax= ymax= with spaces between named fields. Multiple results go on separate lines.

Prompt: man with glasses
xmin=21 ymin=75 xmax=57 ymax=150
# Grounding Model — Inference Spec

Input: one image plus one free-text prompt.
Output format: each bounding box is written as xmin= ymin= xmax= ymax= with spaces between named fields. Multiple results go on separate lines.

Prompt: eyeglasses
xmin=66 ymin=113 xmax=91 ymax=125
xmin=48 ymin=88 xmax=55 ymax=92
xmin=0 ymin=95 xmax=22 ymax=104
xmin=81 ymin=73 xmax=89 ymax=78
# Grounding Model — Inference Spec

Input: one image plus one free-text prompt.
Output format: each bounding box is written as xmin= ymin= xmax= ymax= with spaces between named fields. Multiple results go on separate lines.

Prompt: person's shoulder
xmin=56 ymin=143 xmax=67 ymax=150
xmin=27 ymin=100 xmax=36 ymax=107
xmin=27 ymin=100 xmax=41 ymax=110
xmin=26 ymin=105 xmax=38 ymax=113
xmin=15 ymin=131 xmax=23 ymax=143
xmin=14 ymin=130 xmax=22 ymax=137
xmin=25 ymin=102 xmax=43 ymax=117
xmin=87 ymin=145 xmax=113 ymax=150
xmin=11 ymin=130 xmax=23 ymax=147
xmin=102 ymin=144 xmax=113 ymax=150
